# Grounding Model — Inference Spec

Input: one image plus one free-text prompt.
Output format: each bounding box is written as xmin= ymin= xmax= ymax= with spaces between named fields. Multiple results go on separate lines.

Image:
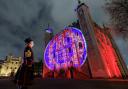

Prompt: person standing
xmin=17 ymin=37 xmax=34 ymax=89
xmin=69 ymin=61 xmax=75 ymax=79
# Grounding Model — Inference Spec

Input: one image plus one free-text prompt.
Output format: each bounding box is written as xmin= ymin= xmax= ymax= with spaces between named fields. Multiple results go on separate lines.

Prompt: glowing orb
xmin=44 ymin=27 xmax=87 ymax=70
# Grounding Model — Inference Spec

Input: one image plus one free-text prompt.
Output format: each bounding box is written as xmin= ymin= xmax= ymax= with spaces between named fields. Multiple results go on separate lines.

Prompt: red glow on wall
xmin=95 ymin=27 xmax=122 ymax=78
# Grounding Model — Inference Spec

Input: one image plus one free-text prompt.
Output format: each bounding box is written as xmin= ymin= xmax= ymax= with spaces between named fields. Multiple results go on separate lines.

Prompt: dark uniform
xmin=69 ymin=66 xmax=75 ymax=79
xmin=69 ymin=61 xmax=75 ymax=79
xmin=17 ymin=46 xmax=34 ymax=87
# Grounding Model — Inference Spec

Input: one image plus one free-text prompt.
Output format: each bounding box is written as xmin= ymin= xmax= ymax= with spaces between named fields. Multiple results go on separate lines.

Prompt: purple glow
xmin=44 ymin=27 xmax=87 ymax=70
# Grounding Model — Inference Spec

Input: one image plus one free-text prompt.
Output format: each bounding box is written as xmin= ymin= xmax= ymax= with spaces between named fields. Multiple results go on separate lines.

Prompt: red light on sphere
xmin=44 ymin=27 xmax=87 ymax=70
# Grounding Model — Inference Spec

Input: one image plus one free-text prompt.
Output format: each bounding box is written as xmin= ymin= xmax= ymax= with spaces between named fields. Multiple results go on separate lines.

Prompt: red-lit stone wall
xmin=94 ymin=26 xmax=122 ymax=78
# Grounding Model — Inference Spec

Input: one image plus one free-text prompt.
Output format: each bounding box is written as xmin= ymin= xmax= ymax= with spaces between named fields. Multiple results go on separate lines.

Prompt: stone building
xmin=0 ymin=55 xmax=22 ymax=77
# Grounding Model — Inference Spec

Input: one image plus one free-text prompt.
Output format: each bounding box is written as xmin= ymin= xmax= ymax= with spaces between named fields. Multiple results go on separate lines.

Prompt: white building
xmin=0 ymin=55 xmax=22 ymax=77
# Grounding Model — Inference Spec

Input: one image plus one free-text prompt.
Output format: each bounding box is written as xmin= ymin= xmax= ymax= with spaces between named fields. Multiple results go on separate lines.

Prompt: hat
xmin=24 ymin=37 xmax=33 ymax=44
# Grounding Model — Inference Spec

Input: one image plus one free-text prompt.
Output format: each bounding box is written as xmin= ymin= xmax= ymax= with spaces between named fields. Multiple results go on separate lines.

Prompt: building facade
xmin=0 ymin=55 xmax=22 ymax=77
xmin=42 ymin=1 xmax=128 ymax=79
xmin=76 ymin=1 xmax=128 ymax=78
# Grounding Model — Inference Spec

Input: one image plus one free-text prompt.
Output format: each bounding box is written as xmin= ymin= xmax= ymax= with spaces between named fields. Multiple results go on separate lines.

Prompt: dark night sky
xmin=0 ymin=0 xmax=127 ymax=67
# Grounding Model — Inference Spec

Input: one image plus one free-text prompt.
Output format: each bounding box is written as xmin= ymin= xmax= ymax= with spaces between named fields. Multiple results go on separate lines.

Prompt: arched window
xmin=68 ymin=47 xmax=72 ymax=53
xmin=67 ymin=37 xmax=70 ymax=42
xmin=79 ymin=42 xmax=83 ymax=49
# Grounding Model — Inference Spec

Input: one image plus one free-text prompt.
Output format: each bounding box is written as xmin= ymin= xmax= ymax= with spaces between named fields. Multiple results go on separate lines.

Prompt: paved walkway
xmin=0 ymin=78 xmax=128 ymax=89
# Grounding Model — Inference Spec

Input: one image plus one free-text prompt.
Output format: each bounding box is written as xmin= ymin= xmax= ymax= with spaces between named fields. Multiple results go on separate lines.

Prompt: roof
xmin=77 ymin=3 xmax=88 ymax=10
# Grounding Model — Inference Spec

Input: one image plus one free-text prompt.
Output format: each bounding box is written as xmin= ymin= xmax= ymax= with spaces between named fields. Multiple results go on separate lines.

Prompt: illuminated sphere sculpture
xmin=44 ymin=27 xmax=87 ymax=70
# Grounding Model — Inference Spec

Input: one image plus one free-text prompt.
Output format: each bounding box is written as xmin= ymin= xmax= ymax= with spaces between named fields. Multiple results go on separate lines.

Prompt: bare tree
xmin=105 ymin=0 xmax=128 ymax=35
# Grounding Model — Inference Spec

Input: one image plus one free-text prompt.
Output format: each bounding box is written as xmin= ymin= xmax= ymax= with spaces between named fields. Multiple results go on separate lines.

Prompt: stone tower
xmin=76 ymin=1 xmax=128 ymax=78
xmin=42 ymin=25 xmax=54 ymax=78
